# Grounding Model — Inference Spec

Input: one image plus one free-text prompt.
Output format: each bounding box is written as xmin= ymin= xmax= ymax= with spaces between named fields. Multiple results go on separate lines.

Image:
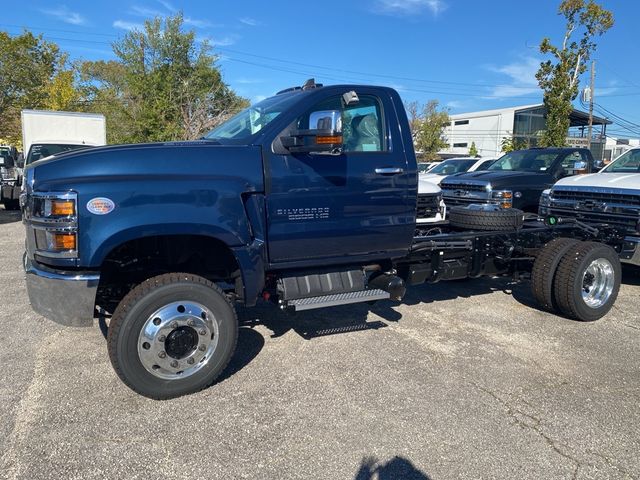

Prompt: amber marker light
xmin=316 ymin=135 xmax=343 ymax=144
xmin=52 ymin=233 xmax=77 ymax=250
xmin=50 ymin=199 xmax=75 ymax=216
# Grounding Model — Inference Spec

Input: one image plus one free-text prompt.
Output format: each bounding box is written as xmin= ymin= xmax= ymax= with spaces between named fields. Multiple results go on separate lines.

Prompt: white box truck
xmin=1 ymin=110 xmax=107 ymax=209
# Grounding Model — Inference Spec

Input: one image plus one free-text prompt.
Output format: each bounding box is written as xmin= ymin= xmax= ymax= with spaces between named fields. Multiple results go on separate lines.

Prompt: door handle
xmin=375 ymin=167 xmax=404 ymax=175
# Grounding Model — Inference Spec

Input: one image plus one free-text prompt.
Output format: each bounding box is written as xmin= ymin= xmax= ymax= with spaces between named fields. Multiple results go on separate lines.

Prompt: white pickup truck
xmin=539 ymin=148 xmax=640 ymax=266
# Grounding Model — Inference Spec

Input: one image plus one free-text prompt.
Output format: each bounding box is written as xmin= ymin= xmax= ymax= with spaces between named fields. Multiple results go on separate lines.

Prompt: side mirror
xmin=281 ymin=110 xmax=343 ymax=155
xmin=593 ymin=160 xmax=604 ymax=171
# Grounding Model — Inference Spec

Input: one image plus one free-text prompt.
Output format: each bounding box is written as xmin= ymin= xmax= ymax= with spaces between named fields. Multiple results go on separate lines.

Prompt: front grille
xmin=443 ymin=196 xmax=490 ymax=207
xmin=440 ymin=181 xmax=488 ymax=192
xmin=552 ymin=189 xmax=640 ymax=206
xmin=549 ymin=188 xmax=640 ymax=234
xmin=416 ymin=194 xmax=440 ymax=219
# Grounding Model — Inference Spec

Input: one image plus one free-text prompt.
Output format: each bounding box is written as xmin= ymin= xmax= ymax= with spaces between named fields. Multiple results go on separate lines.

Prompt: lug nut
xmin=170 ymin=360 xmax=178 ymax=368
xmin=158 ymin=351 xmax=167 ymax=358
xmin=158 ymin=335 xmax=166 ymax=342
xmin=199 ymin=344 xmax=206 ymax=351
xmin=171 ymin=321 xmax=178 ymax=328
xmin=187 ymin=358 xmax=195 ymax=365
xmin=199 ymin=329 xmax=206 ymax=336
xmin=187 ymin=319 xmax=195 ymax=326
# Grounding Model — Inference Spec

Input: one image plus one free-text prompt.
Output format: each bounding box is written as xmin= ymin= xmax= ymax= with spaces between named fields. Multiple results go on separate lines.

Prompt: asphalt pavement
xmin=0 ymin=206 xmax=638 ymax=479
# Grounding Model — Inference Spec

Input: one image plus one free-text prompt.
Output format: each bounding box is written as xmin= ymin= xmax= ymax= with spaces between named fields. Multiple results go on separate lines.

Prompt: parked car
xmin=419 ymin=157 xmax=498 ymax=185
xmin=0 ymin=144 xmax=22 ymax=210
xmin=417 ymin=162 xmax=437 ymax=173
xmin=539 ymin=147 xmax=640 ymax=266
xmin=417 ymin=178 xmax=446 ymax=224
xmin=440 ymin=148 xmax=597 ymax=212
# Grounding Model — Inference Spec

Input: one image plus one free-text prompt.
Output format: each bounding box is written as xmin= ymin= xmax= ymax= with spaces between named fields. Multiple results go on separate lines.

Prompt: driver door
xmin=264 ymin=89 xmax=415 ymax=266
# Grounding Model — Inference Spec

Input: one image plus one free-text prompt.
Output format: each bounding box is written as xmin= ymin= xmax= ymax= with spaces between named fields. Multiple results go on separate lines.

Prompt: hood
xmin=26 ymin=140 xmax=264 ymax=193
xmin=553 ymin=172 xmax=640 ymax=191
xmin=418 ymin=177 xmax=442 ymax=194
xmin=442 ymin=170 xmax=548 ymax=186
xmin=418 ymin=173 xmax=445 ymax=185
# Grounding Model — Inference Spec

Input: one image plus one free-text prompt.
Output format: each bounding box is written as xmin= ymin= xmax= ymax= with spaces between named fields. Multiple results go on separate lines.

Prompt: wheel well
xmin=96 ymin=235 xmax=242 ymax=313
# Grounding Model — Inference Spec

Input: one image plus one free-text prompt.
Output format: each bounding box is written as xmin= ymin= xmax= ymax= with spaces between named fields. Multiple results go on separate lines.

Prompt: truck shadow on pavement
xmin=354 ymin=456 xmax=431 ymax=480
xmin=0 ymin=208 xmax=21 ymax=224
xmin=238 ymin=277 xmax=510 ymax=341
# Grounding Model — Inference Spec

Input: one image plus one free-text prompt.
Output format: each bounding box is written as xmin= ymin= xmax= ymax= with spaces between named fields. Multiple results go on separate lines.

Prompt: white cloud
xmin=485 ymin=56 xmax=541 ymax=99
xmin=236 ymin=78 xmax=264 ymax=84
xmin=446 ymin=100 xmax=465 ymax=109
xmin=184 ymin=17 xmax=212 ymax=28
xmin=239 ymin=17 xmax=260 ymax=26
xmin=205 ymin=35 xmax=239 ymax=47
xmin=113 ymin=20 xmax=144 ymax=31
xmin=374 ymin=0 xmax=446 ymax=16
xmin=157 ymin=0 xmax=176 ymax=12
xmin=130 ymin=5 xmax=165 ymax=17
xmin=40 ymin=5 xmax=87 ymax=25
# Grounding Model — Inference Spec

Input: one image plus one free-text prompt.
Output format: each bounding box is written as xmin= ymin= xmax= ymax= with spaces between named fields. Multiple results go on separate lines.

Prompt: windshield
xmin=417 ymin=163 xmax=431 ymax=173
xmin=26 ymin=143 xmax=90 ymax=165
xmin=429 ymin=159 xmax=476 ymax=175
xmin=489 ymin=150 xmax=559 ymax=172
xmin=204 ymin=93 xmax=300 ymax=144
xmin=603 ymin=149 xmax=640 ymax=173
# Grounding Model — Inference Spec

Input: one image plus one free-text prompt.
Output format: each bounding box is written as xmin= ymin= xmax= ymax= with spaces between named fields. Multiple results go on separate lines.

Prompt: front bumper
xmin=24 ymin=254 xmax=100 ymax=327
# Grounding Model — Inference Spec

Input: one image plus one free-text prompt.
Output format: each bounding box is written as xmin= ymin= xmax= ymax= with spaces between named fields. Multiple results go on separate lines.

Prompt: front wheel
xmin=107 ymin=273 xmax=238 ymax=399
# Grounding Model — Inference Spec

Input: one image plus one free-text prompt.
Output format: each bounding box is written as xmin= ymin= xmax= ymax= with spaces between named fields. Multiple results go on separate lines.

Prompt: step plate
xmin=288 ymin=289 xmax=390 ymax=311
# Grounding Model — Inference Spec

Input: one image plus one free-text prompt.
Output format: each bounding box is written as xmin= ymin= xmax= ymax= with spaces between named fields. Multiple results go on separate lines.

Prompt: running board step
xmin=287 ymin=289 xmax=390 ymax=312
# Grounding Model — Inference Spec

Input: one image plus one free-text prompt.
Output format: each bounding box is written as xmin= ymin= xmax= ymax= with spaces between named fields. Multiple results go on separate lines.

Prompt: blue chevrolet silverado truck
xmin=21 ymin=81 xmax=634 ymax=399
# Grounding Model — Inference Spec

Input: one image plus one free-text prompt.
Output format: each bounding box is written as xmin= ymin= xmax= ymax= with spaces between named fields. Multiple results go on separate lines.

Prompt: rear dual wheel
xmin=531 ymin=240 xmax=621 ymax=321
xmin=107 ymin=273 xmax=238 ymax=399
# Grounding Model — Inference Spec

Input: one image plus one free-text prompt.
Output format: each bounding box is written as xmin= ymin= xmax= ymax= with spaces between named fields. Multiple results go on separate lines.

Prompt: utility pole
xmin=587 ymin=60 xmax=596 ymax=150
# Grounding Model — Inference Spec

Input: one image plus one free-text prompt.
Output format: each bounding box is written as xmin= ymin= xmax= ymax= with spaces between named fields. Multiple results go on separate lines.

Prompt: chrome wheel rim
xmin=137 ymin=301 xmax=219 ymax=380
xmin=581 ymin=258 xmax=615 ymax=309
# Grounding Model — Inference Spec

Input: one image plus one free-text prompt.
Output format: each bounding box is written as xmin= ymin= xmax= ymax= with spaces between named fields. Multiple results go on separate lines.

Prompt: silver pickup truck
xmin=539 ymin=148 xmax=640 ymax=266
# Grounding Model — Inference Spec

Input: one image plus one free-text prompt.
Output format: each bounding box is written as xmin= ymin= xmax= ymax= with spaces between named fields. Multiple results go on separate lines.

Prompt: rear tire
xmin=553 ymin=242 xmax=621 ymax=322
xmin=449 ymin=206 xmax=524 ymax=231
xmin=107 ymin=273 xmax=238 ymax=399
xmin=531 ymin=237 xmax=580 ymax=312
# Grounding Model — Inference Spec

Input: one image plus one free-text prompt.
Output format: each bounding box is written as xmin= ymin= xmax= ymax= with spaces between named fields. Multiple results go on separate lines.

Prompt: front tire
xmin=553 ymin=242 xmax=621 ymax=322
xmin=107 ymin=273 xmax=238 ymax=399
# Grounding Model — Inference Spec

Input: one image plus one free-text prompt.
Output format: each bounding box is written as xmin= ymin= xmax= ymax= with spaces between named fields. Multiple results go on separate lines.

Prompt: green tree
xmin=536 ymin=0 xmax=613 ymax=147
xmin=0 ymin=31 xmax=62 ymax=146
xmin=468 ymin=141 xmax=478 ymax=157
xmin=501 ymin=136 xmax=528 ymax=153
xmin=405 ymin=100 xmax=450 ymax=160
xmin=83 ymin=13 xmax=247 ymax=143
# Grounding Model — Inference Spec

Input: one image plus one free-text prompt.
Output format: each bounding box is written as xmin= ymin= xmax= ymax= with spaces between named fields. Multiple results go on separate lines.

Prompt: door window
xmin=299 ymin=94 xmax=386 ymax=153
xmin=561 ymin=151 xmax=588 ymax=175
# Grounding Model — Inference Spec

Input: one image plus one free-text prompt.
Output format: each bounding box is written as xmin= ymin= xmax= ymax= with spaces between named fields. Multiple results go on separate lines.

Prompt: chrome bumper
xmin=24 ymin=254 xmax=100 ymax=327
xmin=620 ymin=237 xmax=640 ymax=267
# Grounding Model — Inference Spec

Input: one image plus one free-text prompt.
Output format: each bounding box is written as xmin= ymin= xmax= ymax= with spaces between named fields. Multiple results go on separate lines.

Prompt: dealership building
xmin=439 ymin=104 xmax=611 ymax=160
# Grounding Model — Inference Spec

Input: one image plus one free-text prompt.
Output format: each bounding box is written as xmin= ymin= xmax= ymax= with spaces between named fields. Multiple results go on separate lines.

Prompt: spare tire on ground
xmin=448 ymin=206 xmax=525 ymax=231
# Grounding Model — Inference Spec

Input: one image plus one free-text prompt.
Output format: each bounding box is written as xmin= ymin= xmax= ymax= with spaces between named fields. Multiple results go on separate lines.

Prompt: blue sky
xmin=2 ymin=0 xmax=639 ymax=138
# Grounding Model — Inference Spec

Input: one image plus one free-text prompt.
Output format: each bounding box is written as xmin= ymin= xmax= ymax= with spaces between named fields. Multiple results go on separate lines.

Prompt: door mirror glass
xmin=281 ymin=109 xmax=344 ymax=155
xmin=309 ymin=110 xmax=342 ymax=132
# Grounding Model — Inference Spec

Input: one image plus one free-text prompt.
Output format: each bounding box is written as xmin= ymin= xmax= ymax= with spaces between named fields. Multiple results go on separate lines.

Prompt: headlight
xmin=491 ymin=190 xmax=513 ymax=209
xmin=539 ymin=190 xmax=551 ymax=207
xmin=31 ymin=192 xmax=78 ymax=258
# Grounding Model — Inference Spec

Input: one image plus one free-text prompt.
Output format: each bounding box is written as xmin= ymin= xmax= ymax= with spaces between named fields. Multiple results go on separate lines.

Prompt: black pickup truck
xmin=441 ymin=148 xmax=598 ymax=212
